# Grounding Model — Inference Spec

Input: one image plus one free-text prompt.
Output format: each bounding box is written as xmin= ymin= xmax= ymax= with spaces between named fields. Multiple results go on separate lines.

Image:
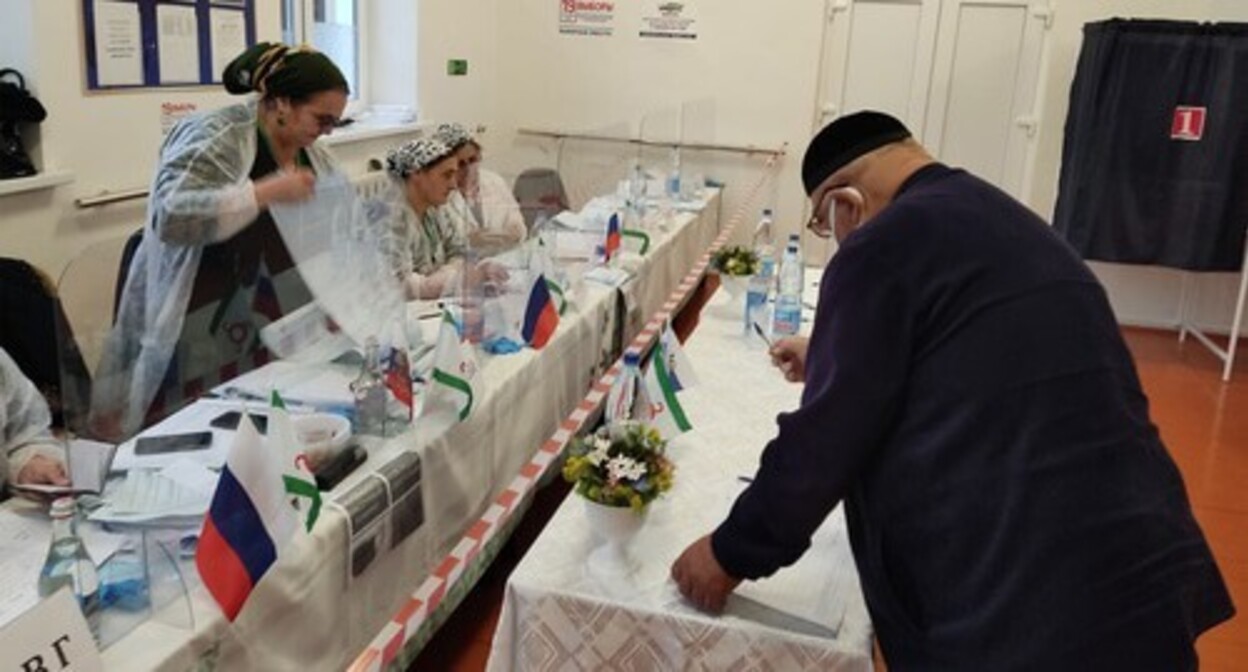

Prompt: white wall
xmin=488 ymin=1 xmax=824 ymax=244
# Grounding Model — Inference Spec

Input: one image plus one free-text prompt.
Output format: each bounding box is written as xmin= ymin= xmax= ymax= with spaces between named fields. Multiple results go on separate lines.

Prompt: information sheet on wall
xmin=85 ymin=0 xmax=256 ymax=90
xmin=640 ymin=1 xmax=699 ymax=41
xmin=558 ymin=0 xmax=616 ymax=37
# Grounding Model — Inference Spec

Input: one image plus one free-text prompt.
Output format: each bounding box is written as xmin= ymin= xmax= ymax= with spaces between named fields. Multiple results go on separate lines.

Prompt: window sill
xmin=321 ymin=121 xmax=428 ymax=147
xmin=0 ymin=170 xmax=75 ymax=197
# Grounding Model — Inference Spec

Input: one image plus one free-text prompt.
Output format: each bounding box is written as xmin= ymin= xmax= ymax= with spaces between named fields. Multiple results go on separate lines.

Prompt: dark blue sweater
xmin=712 ymin=164 xmax=1233 ymax=670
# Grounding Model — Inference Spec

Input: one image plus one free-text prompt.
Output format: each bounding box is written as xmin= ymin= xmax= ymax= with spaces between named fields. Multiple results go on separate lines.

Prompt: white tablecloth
xmin=88 ymin=192 xmax=720 ymax=671
xmin=486 ymin=284 xmax=874 ymax=671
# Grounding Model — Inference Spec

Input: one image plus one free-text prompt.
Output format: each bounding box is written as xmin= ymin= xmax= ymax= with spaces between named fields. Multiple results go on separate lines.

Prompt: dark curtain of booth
xmin=1053 ymin=19 xmax=1248 ymax=272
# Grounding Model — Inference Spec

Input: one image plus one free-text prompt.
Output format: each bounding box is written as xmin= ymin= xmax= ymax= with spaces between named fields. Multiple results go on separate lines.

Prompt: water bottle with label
xmin=746 ymin=211 xmax=774 ymax=336
xmin=666 ymin=146 xmax=682 ymax=201
xmin=606 ymin=351 xmax=642 ymax=425
xmin=772 ymin=234 xmax=803 ymax=337
xmin=350 ymin=336 xmax=386 ymax=436
xmin=38 ymin=497 xmax=101 ymax=641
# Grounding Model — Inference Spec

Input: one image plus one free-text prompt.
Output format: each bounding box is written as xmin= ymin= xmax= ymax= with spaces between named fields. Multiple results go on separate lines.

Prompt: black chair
xmin=113 ymin=228 xmax=143 ymax=323
xmin=513 ymin=168 xmax=570 ymax=231
xmin=0 ymin=258 xmax=91 ymax=430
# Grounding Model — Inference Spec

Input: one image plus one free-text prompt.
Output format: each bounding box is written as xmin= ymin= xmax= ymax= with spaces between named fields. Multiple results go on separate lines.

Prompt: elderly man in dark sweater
xmin=671 ymin=112 xmax=1233 ymax=670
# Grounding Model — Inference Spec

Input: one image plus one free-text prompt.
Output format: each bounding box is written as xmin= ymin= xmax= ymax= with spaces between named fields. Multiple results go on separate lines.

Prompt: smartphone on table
xmin=209 ymin=410 xmax=269 ymax=435
xmin=133 ymin=431 xmax=214 ymax=456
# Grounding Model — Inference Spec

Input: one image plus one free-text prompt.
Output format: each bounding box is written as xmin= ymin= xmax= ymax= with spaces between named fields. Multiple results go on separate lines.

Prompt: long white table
xmin=486 ymin=283 xmax=874 ymax=671
xmin=85 ymin=192 xmax=721 ymax=670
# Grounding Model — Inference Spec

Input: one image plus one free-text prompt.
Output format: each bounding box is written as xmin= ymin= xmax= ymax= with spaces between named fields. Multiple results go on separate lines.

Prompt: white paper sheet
xmin=156 ymin=4 xmax=199 ymax=84
xmin=94 ymin=1 xmax=144 ymax=86
xmin=209 ymin=9 xmax=247 ymax=83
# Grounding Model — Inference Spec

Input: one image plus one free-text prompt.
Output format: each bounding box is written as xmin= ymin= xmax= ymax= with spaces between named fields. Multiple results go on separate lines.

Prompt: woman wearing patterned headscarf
xmin=93 ymin=43 xmax=349 ymax=439
xmin=433 ymin=123 xmax=527 ymax=255
xmin=369 ymin=137 xmax=471 ymax=300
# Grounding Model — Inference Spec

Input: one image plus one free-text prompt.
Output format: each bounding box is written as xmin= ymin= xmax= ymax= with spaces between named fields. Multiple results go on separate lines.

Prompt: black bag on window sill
xmin=0 ymin=122 xmax=36 ymax=179
xmin=0 ymin=68 xmax=47 ymax=124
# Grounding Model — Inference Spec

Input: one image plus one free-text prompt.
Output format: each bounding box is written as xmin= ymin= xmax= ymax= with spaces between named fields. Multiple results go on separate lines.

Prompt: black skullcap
xmin=801 ymin=111 xmax=911 ymax=195
xmin=222 ymin=42 xmax=349 ymax=100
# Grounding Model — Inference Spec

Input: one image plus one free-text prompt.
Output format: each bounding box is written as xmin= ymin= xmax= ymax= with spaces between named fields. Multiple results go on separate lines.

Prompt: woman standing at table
xmin=370 ymin=137 xmax=471 ymax=300
xmin=92 ymin=43 xmax=349 ymax=439
xmin=434 ymin=123 xmax=527 ymax=254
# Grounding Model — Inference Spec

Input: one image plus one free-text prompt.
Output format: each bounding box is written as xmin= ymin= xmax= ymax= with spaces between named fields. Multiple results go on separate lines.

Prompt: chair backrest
xmin=513 ymin=167 xmax=570 ymax=231
xmin=0 ymin=258 xmax=91 ymax=430
xmin=113 ymin=228 xmax=143 ymax=322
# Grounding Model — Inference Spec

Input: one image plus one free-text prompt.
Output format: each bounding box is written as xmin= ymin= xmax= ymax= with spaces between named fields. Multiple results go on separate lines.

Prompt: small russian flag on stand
xmin=603 ymin=212 xmax=622 ymax=262
xmin=196 ymin=416 xmax=299 ymax=621
xmin=522 ymin=273 xmax=560 ymax=349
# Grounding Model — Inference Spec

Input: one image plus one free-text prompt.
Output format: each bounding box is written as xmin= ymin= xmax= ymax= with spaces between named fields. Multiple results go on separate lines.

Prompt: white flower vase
xmin=715 ymin=274 xmax=750 ymax=317
xmin=583 ymin=498 xmax=647 ymax=581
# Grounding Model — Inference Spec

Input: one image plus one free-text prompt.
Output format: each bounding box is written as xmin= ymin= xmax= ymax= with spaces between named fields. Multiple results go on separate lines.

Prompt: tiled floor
xmin=409 ymin=328 xmax=1246 ymax=671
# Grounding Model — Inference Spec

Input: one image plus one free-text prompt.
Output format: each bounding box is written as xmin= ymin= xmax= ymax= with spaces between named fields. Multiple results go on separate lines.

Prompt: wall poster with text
xmin=559 ymin=0 xmax=616 ymax=37
xmin=640 ymin=1 xmax=698 ymax=41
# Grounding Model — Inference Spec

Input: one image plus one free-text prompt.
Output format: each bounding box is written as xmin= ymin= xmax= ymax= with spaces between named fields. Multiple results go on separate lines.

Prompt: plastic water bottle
xmin=350 ymin=337 xmax=386 ymax=436
xmin=666 ymin=147 xmax=682 ymax=201
xmin=772 ymin=234 xmax=803 ymax=337
xmin=607 ymin=351 xmax=642 ymax=424
xmin=746 ymin=211 xmax=774 ymax=336
xmin=38 ymin=497 xmax=101 ymax=640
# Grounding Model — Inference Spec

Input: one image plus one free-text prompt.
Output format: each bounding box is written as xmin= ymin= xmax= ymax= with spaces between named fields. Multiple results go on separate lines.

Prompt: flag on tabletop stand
xmin=421 ymin=311 xmax=478 ymax=432
xmin=660 ymin=322 xmax=698 ymax=391
xmin=522 ymin=274 xmax=560 ymax=349
xmin=381 ymin=343 xmax=414 ymax=420
xmin=603 ymin=212 xmax=621 ymax=262
xmin=640 ymin=349 xmax=693 ymax=440
xmin=270 ymin=390 xmax=321 ymax=531
xmin=532 ymin=239 xmax=567 ymax=315
xmin=196 ymin=415 xmax=300 ymax=621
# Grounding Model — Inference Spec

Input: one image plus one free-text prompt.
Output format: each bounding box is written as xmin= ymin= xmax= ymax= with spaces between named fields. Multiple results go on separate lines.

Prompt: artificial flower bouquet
xmin=711 ymin=245 xmax=760 ymax=277
xmin=563 ymin=423 xmax=675 ymax=511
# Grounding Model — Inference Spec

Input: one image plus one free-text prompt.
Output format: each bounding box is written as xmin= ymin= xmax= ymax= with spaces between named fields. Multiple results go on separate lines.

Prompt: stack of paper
xmin=89 ymin=461 xmax=216 ymax=527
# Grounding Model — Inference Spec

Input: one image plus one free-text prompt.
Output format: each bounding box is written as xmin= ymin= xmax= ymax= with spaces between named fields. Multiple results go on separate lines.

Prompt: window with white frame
xmin=282 ymin=0 xmax=365 ymax=112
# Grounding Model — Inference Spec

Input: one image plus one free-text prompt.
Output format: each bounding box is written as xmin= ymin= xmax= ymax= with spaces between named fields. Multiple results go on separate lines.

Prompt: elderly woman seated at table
xmin=434 ymin=123 xmax=527 ymax=255
xmin=369 ymin=137 xmax=472 ymax=300
xmin=1 ymin=347 xmax=68 ymax=496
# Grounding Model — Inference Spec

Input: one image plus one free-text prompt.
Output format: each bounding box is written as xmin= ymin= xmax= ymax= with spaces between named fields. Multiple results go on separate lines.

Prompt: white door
xmin=809 ymin=0 xmax=1050 ymax=258
xmin=922 ymin=0 xmax=1050 ymax=202
xmin=815 ymin=0 xmax=942 ymax=137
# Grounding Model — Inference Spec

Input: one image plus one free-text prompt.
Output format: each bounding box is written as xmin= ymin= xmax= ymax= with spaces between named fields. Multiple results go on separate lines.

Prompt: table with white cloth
xmin=486 ymin=284 xmax=875 ymax=671
xmin=51 ymin=192 xmax=724 ymax=670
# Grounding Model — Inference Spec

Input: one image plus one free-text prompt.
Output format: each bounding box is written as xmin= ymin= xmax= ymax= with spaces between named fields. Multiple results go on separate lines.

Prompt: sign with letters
xmin=0 ymin=588 xmax=103 ymax=672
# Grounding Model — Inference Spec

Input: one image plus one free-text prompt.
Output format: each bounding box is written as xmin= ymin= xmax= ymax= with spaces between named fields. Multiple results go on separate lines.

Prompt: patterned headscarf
xmin=386 ymin=137 xmax=455 ymax=179
xmin=222 ymin=42 xmax=349 ymax=99
xmin=433 ymin=123 xmax=475 ymax=151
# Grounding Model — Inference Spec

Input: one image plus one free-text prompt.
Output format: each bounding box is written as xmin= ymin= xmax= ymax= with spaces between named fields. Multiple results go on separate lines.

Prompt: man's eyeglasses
xmin=806 ymin=191 xmax=834 ymax=239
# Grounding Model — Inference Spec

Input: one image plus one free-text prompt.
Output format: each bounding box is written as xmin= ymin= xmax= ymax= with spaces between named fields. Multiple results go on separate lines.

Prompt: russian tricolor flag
xmin=604 ymin=212 xmax=621 ymax=262
xmin=196 ymin=415 xmax=299 ymax=621
xmin=522 ymin=274 xmax=560 ymax=349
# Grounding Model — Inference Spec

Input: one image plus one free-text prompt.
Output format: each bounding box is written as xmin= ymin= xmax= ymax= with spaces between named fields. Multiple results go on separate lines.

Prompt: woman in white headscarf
xmin=368 ymin=137 xmax=473 ymax=300
xmin=434 ymin=123 xmax=527 ymax=255
xmin=92 ymin=43 xmax=349 ymax=439
xmin=1 ymin=347 xmax=68 ymax=494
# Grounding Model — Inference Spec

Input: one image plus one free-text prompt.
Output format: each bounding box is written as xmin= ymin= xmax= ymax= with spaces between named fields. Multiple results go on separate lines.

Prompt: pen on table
xmin=738 ymin=475 xmax=754 ymax=484
xmin=752 ymin=322 xmax=774 ymax=349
